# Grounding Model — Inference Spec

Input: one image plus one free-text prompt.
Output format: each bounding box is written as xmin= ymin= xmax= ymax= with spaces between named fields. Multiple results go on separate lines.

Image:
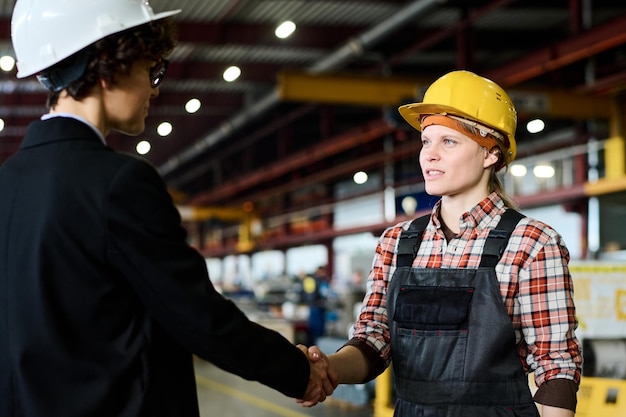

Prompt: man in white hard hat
xmin=0 ymin=1 xmax=337 ymax=416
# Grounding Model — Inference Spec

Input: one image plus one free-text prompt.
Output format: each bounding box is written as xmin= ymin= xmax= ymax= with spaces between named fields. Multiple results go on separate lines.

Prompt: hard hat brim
xmin=399 ymin=102 xmax=480 ymax=132
xmin=152 ymin=10 xmax=183 ymax=23
xmin=398 ymin=102 xmax=517 ymax=162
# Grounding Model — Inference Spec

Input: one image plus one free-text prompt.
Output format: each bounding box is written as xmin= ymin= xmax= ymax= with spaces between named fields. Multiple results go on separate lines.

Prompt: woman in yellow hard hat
xmin=303 ymin=70 xmax=582 ymax=417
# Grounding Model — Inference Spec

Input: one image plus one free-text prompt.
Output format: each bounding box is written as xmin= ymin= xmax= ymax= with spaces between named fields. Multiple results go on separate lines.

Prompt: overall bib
xmin=387 ymin=210 xmax=540 ymax=417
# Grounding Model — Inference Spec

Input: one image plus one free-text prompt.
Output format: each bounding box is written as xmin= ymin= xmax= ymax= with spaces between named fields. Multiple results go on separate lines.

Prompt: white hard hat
xmin=11 ymin=0 xmax=181 ymax=78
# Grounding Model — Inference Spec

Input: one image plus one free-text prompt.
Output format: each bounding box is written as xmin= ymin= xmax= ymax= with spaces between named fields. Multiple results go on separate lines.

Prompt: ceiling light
xmin=0 ymin=118 xmax=4 ymax=132
xmin=353 ymin=171 xmax=368 ymax=184
xmin=157 ymin=121 xmax=173 ymax=137
xmin=0 ymin=55 xmax=15 ymax=72
xmin=275 ymin=21 xmax=296 ymax=39
xmin=533 ymin=163 xmax=555 ymax=178
xmin=223 ymin=66 xmax=241 ymax=82
xmin=401 ymin=196 xmax=418 ymax=216
xmin=136 ymin=140 xmax=151 ymax=155
xmin=185 ymin=98 xmax=201 ymax=114
xmin=526 ymin=118 xmax=545 ymax=134
xmin=509 ymin=164 xmax=527 ymax=177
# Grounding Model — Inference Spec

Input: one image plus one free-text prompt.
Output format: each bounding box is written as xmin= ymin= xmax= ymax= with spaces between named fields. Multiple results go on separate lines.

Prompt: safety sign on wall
xmin=569 ymin=262 xmax=626 ymax=339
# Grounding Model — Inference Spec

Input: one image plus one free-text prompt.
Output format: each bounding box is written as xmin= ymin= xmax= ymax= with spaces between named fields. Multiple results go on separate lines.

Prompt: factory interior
xmin=2 ymin=0 xmax=626 ymax=415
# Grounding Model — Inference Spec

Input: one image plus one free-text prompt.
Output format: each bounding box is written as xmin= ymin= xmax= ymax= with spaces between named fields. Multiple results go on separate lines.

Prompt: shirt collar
xmin=41 ymin=113 xmax=107 ymax=145
xmin=429 ymin=192 xmax=506 ymax=232
xmin=465 ymin=192 xmax=506 ymax=230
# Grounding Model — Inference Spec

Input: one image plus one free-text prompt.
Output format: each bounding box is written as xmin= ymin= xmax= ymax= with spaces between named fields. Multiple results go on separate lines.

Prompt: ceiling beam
xmin=485 ymin=13 xmax=626 ymax=87
xmin=277 ymin=71 xmax=612 ymax=119
xmin=189 ymin=118 xmax=395 ymax=205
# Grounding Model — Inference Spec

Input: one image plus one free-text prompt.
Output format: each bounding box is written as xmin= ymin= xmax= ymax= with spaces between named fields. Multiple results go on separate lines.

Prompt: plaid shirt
xmin=349 ymin=192 xmax=582 ymax=389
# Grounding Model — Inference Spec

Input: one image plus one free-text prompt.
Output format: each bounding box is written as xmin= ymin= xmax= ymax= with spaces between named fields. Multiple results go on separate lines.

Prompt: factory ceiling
xmin=1 ymin=0 xmax=626 ymax=252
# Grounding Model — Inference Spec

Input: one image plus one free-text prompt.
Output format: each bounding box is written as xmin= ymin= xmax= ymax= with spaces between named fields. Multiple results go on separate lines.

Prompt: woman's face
xmin=102 ymin=59 xmax=159 ymax=136
xmin=419 ymin=124 xmax=497 ymax=199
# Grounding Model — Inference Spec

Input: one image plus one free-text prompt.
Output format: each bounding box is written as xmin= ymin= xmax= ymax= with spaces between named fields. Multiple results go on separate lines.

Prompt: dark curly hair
xmin=46 ymin=17 xmax=178 ymax=108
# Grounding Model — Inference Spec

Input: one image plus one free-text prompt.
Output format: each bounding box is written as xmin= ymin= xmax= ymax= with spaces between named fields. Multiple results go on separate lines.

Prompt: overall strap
xmin=396 ymin=209 xmax=525 ymax=269
xmin=479 ymin=209 xmax=524 ymax=268
xmin=397 ymin=214 xmax=430 ymax=268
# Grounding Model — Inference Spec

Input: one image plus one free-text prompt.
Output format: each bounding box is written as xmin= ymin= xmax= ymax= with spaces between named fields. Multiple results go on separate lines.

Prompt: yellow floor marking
xmin=195 ymin=374 xmax=311 ymax=417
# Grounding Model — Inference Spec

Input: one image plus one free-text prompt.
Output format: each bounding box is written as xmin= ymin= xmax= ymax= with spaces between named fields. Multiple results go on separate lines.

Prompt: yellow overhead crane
xmin=278 ymin=70 xmax=626 ymax=194
xmin=277 ymin=70 xmax=613 ymax=119
xmin=584 ymin=95 xmax=626 ymax=195
xmin=176 ymin=202 xmax=259 ymax=253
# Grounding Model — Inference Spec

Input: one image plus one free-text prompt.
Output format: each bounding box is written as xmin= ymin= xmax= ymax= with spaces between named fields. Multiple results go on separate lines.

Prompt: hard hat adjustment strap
xmin=445 ymin=114 xmax=505 ymax=142
xmin=36 ymin=50 xmax=91 ymax=93
xmin=421 ymin=114 xmax=500 ymax=151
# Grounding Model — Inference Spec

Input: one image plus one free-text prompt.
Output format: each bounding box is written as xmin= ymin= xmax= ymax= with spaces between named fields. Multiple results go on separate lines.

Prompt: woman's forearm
xmin=328 ymin=345 xmax=370 ymax=384
xmin=542 ymin=404 xmax=575 ymax=417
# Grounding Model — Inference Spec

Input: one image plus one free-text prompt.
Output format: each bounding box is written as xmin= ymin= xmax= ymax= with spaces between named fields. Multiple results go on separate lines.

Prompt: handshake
xmin=296 ymin=344 xmax=338 ymax=407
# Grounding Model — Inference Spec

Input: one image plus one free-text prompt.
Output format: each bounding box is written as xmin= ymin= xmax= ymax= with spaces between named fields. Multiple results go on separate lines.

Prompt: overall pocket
xmin=392 ymin=286 xmax=474 ymax=381
xmin=393 ymin=285 xmax=474 ymax=330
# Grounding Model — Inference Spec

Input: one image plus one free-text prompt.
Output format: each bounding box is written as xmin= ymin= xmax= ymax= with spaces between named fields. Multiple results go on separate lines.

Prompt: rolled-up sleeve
xmin=514 ymin=223 xmax=582 ymax=410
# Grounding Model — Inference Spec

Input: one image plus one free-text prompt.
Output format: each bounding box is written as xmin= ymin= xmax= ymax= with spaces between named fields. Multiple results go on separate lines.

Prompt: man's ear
xmin=483 ymin=147 xmax=500 ymax=169
xmin=100 ymin=77 xmax=111 ymax=90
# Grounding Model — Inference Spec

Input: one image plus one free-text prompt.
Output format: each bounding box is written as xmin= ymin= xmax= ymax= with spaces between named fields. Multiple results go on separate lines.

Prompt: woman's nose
xmin=420 ymin=147 xmax=439 ymax=161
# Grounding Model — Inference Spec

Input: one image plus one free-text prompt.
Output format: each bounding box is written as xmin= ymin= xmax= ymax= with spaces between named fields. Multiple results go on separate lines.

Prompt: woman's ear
xmin=483 ymin=147 xmax=501 ymax=169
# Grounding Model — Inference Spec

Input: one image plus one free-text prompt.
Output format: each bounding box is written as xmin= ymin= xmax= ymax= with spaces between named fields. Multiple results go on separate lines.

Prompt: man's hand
xmin=295 ymin=344 xmax=338 ymax=407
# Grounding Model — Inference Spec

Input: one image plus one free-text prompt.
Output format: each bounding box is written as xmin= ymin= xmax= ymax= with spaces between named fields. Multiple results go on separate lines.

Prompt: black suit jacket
xmin=0 ymin=117 xmax=310 ymax=417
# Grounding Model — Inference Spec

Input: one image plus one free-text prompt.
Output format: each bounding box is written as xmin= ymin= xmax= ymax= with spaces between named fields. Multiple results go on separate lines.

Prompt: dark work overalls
xmin=387 ymin=210 xmax=540 ymax=416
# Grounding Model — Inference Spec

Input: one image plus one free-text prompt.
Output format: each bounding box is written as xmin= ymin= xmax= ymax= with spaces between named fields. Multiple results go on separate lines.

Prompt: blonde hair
xmin=489 ymin=170 xmax=519 ymax=209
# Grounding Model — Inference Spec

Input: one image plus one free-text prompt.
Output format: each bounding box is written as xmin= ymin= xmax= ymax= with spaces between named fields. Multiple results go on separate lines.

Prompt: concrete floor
xmin=194 ymin=358 xmax=374 ymax=417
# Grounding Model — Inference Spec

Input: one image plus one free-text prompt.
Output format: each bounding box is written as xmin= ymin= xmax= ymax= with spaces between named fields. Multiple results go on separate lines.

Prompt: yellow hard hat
xmin=398 ymin=70 xmax=517 ymax=163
